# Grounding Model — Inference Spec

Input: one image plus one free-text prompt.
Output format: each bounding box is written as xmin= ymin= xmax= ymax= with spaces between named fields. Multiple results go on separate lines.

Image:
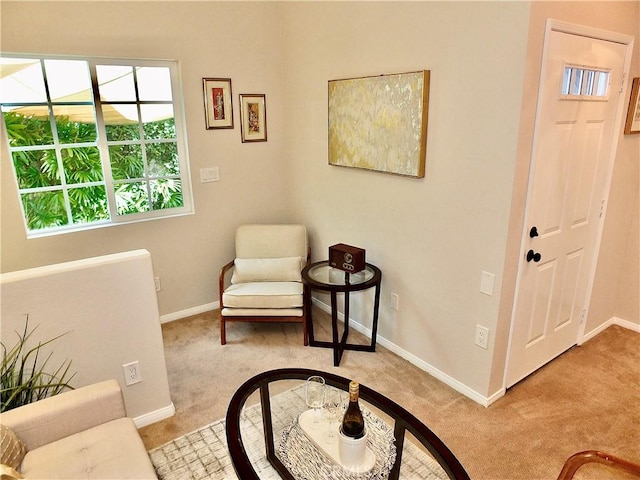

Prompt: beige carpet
xmin=140 ymin=308 xmax=640 ymax=479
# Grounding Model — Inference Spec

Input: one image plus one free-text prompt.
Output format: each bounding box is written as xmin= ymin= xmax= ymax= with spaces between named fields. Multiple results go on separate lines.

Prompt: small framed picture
xmin=239 ymin=94 xmax=267 ymax=142
xmin=624 ymin=77 xmax=640 ymax=134
xmin=203 ymin=78 xmax=233 ymax=129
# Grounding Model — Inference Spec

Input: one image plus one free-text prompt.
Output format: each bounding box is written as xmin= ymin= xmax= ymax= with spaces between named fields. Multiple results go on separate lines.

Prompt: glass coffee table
xmin=225 ymin=368 xmax=470 ymax=480
xmin=302 ymin=261 xmax=382 ymax=366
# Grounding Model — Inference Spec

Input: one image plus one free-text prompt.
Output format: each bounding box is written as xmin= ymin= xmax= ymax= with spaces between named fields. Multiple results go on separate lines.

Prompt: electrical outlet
xmin=123 ymin=361 xmax=142 ymax=386
xmin=390 ymin=292 xmax=399 ymax=310
xmin=475 ymin=325 xmax=489 ymax=349
xmin=154 ymin=277 xmax=161 ymax=292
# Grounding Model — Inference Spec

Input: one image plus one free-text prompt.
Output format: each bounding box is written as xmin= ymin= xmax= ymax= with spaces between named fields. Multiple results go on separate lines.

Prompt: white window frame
xmin=1 ymin=54 xmax=193 ymax=238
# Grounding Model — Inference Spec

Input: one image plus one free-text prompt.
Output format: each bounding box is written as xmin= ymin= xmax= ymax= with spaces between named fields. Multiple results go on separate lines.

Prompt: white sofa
xmin=0 ymin=380 xmax=157 ymax=479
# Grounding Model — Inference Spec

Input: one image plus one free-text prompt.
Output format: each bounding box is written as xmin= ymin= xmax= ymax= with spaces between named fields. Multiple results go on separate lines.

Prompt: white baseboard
xmin=164 ymin=298 xmax=495 ymax=406
xmin=582 ymin=316 xmax=640 ymax=343
xmin=160 ymin=302 xmax=218 ymax=324
xmin=310 ymin=298 xmax=496 ymax=407
xmin=133 ymin=402 xmax=175 ymax=428
xmin=158 ymin=302 xmax=639 ymax=408
xmin=614 ymin=317 xmax=640 ymax=333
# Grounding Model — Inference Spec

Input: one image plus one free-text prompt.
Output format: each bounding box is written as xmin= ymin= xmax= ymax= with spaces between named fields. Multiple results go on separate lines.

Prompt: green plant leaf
xmin=1 ymin=315 xmax=76 ymax=412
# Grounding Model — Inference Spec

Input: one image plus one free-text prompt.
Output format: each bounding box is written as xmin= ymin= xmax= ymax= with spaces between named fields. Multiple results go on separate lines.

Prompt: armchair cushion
xmin=20 ymin=417 xmax=153 ymax=479
xmin=222 ymin=282 xmax=303 ymax=309
xmin=0 ymin=380 xmax=125 ymax=451
xmin=235 ymin=225 xmax=307 ymax=259
xmin=231 ymin=257 xmax=302 ymax=284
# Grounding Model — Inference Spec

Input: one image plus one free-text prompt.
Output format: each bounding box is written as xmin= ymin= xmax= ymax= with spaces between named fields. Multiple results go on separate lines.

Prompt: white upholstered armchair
xmin=218 ymin=224 xmax=309 ymax=345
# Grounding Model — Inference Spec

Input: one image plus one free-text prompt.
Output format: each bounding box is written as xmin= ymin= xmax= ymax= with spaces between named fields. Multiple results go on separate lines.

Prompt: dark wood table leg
xmin=344 ymin=289 xmax=350 ymax=338
xmin=370 ymin=282 xmax=381 ymax=350
xmin=304 ymin=284 xmax=315 ymax=344
xmin=330 ymin=291 xmax=341 ymax=366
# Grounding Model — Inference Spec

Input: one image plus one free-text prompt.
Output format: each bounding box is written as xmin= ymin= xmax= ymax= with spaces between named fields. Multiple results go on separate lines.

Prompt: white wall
xmin=1 ymin=1 xmax=291 ymax=318
xmin=281 ymin=1 xmax=531 ymax=399
xmin=0 ymin=250 xmax=173 ymax=425
xmin=281 ymin=1 xmax=639 ymax=400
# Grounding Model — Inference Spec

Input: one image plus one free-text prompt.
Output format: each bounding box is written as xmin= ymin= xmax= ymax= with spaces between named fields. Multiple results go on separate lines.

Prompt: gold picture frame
xmin=239 ymin=94 xmax=267 ymax=142
xmin=203 ymin=78 xmax=233 ymax=129
xmin=328 ymin=70 xmax=430 ymax=178
xmin=624 ymin=77 xmax=640 ymax=135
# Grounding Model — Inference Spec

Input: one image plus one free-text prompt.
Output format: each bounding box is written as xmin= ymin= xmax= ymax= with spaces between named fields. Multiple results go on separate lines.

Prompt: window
xmin=1 ymin=55 xmax=192 ymax=236
xmin=561 ymin=64 xmax=611 ymax=100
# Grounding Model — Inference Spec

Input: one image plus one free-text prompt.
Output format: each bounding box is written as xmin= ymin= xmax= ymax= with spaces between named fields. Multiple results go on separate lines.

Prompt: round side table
xmin=302 ymin=260 xmax=382 ymax=366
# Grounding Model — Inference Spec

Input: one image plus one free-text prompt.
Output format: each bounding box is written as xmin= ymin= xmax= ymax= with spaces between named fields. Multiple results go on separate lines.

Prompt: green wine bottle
xmin=340 ymin=381 xmax=365 ymax=439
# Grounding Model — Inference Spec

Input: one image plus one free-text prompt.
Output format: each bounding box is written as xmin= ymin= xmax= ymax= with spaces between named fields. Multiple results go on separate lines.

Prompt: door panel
xmin=506 ymin=26 xmax=629 ymax=387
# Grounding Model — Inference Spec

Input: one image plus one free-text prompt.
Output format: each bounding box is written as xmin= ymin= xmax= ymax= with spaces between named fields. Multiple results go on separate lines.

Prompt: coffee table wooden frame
xmin=225 ymin=368 xmax=470 ymax=480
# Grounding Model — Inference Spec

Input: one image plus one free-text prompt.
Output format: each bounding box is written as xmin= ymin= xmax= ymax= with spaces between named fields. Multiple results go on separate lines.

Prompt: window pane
xmin=115 ymin=181 xmax=149 ymax=215
xmin=109 ymin=144 xmax=144 ymax=180
xmin=53 ymin=106 xmax=98 ymax=143
xmin=44 ymin=59 xmax=92 ymax=103
xmin=2 ymin=108 xmax=53 ymax=146
xmin=137 ymin=67 xmax=172 ymax=101
xmin=103 ymin=105 xmax=140 ymax=141
xmin=21 ymin=190 xmax=68 ymax=230
xmin=0 ymin=58 xmax=47 ymax=103
xmin=96 ymin=65 xmax=136 ymax=101
xmin=570 ymin=68 xmax=583 ymax=96
xmin=583 ymin=70 xmax=595 ymax=96
xmin=151 ymin=178 xmax=183 ymax=210
xmin=69 ymin=185 xmax=109 ymax=223
xmin=61 ymin=147 xmax=103 ymax=183
xmin=147 ymin=142 xmax=179 ymax=176
xmin=142 ymin=105 xmax=175 ymax=139
xmin=596 ymin=72 xmax=609 ymax=96
xmin=105 ymin=121 xmax=140 ymax=142
xmin=12 ymin=149 xmax=60 ymax=188
xmin=562 ymin=67 xmax=571 ymax=95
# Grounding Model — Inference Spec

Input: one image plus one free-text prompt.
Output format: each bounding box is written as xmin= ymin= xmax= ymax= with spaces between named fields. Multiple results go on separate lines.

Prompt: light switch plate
xmin=200 ymin=167 xmax=220 ymax=183
xmin=480 ymin=271 xmax=495 ymax=296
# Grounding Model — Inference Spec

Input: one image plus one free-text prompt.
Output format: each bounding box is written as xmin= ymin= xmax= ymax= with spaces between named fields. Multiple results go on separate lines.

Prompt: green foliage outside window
xmin=3 ymin=111 xmax=183 ymax=231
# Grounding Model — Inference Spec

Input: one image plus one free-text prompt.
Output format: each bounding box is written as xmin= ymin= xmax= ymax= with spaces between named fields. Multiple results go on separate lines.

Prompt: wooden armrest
xmin=219 ymin=259 xmax=235 ymax=306
xmin=557 ymin=450 xmax=640 ymax=480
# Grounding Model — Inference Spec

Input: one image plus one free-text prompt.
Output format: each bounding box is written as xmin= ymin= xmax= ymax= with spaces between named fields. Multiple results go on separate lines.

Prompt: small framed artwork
xmin=203 ymin=78 xmax=233 ymax=129
xmin=624 ymin=77 xmax=640 ymax=134
xmin=239 ymin=94 xmax=267 ymax=142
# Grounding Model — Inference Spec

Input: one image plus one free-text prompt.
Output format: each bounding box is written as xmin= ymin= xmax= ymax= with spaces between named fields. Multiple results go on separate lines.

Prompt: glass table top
xmin=305 ymin=262 xmax=375 ymax=286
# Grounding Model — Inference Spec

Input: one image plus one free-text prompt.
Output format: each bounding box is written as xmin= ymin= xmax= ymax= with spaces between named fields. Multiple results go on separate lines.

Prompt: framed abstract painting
xmin=328 ymin=70 xmax=430 ymax=178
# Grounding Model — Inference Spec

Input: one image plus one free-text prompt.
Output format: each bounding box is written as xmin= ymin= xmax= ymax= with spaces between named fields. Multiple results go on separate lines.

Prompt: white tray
xmin=298 ymin=409 xmax=376 ymax=474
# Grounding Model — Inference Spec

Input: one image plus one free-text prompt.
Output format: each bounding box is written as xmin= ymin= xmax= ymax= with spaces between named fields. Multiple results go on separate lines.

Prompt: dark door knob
xmin=529 ymin=226 xmax=539 ymax=238
xmin=526 ymin=250 xmax=542 ymax=262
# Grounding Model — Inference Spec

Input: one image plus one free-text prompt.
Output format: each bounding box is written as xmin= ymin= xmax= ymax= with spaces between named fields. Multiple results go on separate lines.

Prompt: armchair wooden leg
xmin=220 ymin=316 xmax=226 ymax=345
xmin=303 ymin=317 xmax=308 ymax=346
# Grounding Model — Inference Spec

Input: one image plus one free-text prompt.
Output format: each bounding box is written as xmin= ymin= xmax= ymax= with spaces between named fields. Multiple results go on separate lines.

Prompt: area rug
xmin=149 ymin=384 xmax=447 ymax=480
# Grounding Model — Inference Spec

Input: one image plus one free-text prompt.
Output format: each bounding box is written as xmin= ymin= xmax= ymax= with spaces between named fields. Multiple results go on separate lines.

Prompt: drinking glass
xmin=305 ymin=376 xmax=325 ymax=429
xmin=323 ymin=385 xmax=343 ymax=444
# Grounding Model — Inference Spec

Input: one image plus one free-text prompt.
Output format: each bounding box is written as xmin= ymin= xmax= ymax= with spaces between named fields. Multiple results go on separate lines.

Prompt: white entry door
xmin=506 ymin=22 xmax=632 ymax=387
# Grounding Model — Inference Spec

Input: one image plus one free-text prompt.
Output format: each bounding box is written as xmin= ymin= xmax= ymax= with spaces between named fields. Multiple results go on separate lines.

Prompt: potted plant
xmin=1 ymin=316 xmax=76 ymax=412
